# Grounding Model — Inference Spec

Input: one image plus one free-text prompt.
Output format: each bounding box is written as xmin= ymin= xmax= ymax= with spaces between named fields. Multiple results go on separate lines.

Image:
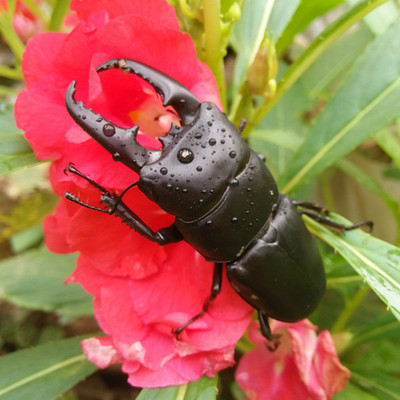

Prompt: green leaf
xmin=301 ymin=24 xmax=374 ymax=99
xmin=276 ymin=0 xmax=345 ymax=54
xmin=336 ymin=158 xmax=400 ymax=243
xmin=0 ymin=336 xmax=97 ymax=400
xmin=137 ymin=376 xmax=217 ymax=400
xmin=374 ymin=128 xmax=400 ymax=169
xmin=247 ymin=0 xmax=389 ymax=134
xmin=230 ymin=0 xmax=277 ymax=94
xmin=352 ymin=338 xmax=400 ymax=375
xmin=0 ymin=102 xmax=40 ymax=175
xmin=306 ymin=215 xmax=400 ymax=322
xmin=280 ymin=12 xmax=400 ymax=193
xmin=333 ymin=382 xmax=379 ymax=400
xmin=347 ymin=313 xmax=400 ymax=349
xmin=0 ymin=246 xmax=93 ymax=317
xmin=349 ymin=368 xmax=400 ymax=400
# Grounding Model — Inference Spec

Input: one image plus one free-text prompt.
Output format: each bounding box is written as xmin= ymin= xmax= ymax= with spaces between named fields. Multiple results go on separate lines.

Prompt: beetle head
xmin=65 ymin=59 xmax=250 ymax=219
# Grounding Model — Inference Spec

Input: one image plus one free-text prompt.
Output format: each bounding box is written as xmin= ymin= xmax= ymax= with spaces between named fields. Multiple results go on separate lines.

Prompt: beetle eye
xmin=177 ymin=148 xmax=194 ymax=163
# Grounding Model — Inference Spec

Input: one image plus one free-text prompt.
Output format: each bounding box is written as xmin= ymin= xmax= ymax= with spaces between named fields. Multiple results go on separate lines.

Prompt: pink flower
xmin=15 ymin=0 xmax=253 ymax=388
xmin=0 ymin=0 xmax=44 ymax=42
xmin=236 ymin=320 xmax=350 ymax=400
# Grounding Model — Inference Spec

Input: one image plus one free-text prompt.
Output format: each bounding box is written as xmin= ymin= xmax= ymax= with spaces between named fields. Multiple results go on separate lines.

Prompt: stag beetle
xmin=64 ymin=59 xmax=371 ymax=345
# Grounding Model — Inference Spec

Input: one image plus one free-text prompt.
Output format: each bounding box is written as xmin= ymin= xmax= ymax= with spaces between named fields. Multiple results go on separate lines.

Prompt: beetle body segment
xmin=226 ymin=194 xmax=325 ymax=322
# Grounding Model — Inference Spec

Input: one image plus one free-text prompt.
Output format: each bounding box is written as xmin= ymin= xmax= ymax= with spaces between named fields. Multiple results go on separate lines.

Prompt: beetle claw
xmin=97 ymin=58 xmax=201 ymax=125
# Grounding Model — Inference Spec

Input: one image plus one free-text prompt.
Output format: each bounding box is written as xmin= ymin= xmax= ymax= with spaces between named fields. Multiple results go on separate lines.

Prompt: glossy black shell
xmin=139 ymin=103 xmax=280 ymax=262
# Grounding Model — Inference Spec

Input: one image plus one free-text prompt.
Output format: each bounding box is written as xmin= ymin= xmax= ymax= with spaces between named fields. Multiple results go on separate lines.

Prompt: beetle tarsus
xmin=258 ymin=311 xmax=280 ymax=351
xmin=64 ymin=192 xmax=110 ymax=213
xmin=65 ymin=163 xmax=110 ymax=194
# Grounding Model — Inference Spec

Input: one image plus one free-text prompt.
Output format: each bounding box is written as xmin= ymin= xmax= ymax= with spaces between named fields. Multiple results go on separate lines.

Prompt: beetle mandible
xmin=64 ymin=59 xmax=369 ymax=345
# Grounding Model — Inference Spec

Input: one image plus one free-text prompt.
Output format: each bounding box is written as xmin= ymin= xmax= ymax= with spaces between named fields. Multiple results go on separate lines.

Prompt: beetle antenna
xmin=107 ymin=181 xmax=138 ymax=213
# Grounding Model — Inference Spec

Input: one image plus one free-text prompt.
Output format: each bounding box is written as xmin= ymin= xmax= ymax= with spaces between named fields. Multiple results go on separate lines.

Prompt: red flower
xmin=15 ymin=0 xmax=253 ymax=388
xmin=236 ymin=320 xmax=350 ymax=400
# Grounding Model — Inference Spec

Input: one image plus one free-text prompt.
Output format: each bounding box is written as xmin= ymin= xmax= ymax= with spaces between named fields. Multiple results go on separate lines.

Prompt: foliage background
xmin=0 ymin=0 xmax=400 ymax=399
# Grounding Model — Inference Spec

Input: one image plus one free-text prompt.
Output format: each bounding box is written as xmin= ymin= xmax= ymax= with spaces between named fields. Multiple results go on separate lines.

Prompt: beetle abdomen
xmin=225 ymin=194 xmax=326 ymax=322
xmin=175 ymin=151 xmax=279 ymax=262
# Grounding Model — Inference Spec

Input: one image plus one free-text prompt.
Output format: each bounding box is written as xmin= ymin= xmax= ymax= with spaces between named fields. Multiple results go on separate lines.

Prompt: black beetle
xmin=64 ymin=58 xmax=370 ymax=345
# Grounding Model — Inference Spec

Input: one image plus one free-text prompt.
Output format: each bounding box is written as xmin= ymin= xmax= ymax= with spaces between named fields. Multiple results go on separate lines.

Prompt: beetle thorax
xmin=138 ymin=103 xmax=251 ymax=220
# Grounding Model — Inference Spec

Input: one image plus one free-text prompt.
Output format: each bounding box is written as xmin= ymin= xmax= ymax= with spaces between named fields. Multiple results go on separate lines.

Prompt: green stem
xmin=48 ymin=0 xmax=71 ymax=31
xmin=331 ymin=285 xmax=370 ymax=333
xmin=0 ymin=65 xmax=23 ymax=80
xmin=0 ymin=12 xmax=25 ymax=61
xmin=245 ymin=0 xmax=390 ymax=134
xmin=202 ymin=0 xmax=226 ymax=109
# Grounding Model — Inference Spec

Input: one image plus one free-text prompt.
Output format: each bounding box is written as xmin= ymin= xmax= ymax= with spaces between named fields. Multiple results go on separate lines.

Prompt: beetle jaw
xmin=65 ymin=81 xmax=161 ymax=173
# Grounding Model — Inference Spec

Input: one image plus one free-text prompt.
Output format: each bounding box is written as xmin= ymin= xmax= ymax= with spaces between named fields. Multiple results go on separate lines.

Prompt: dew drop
xmin=160 ymin=167 xmax=168 ymax=175
xmin=112 ymin=152 xmax=121 ymax=161
xmin=229 ymin=150 xmax=237 ymax=158
xmin=209 ymin=138 xmax=217 ymax=146
xmin=103 ymin=123 xmax=116 ymax=137
xmin=194 ymin=132 xmax=202 ymax=139
xmin=231 ymin=217 xmax=238 ymax=223
xmin=196 ymin=166 xmax=203 ymax=172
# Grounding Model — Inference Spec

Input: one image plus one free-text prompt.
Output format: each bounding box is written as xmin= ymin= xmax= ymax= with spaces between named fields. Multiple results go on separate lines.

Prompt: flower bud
xmin=246 ymin=36 xmax=278 ymax=99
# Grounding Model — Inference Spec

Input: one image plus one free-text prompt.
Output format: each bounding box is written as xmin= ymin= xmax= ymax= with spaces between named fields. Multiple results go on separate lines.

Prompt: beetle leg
xmin=173 ymin=263 xmax=223 ymax=339
xmin=298 ymin=209 xmax=373 ymax=233
xmin=101 ymin=192 xmax=183 ymax=244
xmin=258 ymin=311 xmax=280 ymax=351
xmin=292 ymin=200 xmax=329 ymax=214
xmin=64 ymin=164 xmax=183 ymax=244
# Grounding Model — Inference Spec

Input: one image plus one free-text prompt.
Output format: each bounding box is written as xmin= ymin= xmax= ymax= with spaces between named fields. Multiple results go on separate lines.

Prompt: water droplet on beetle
xmin=229 ymin=150 xmax=237 ymax=158
xmin=160 ymin=167 xmax=168 ymax=175
xmin=209 ymin=138 xmax=216 ymax=146
xmin=206 ymin=220 xmax=213 ymax=226
xmin=112 ymin=152 xmax=121 ymax=161
xmin=166 ymin=183 xmax=173 ymax=191
xmin=178 ymin=148 xmax=194 ymax=163
xmin=231 ymin=217 xmax=238 ymax=223
xmin=196 ymin=166 xmax=203 ymax=172
xmin=194 ymin=132 xmax=202 ymax=139
xmin=207 ymin=121 xmax=213 ymax=127
xmin=103 ymin=123 xmax=116 ymax=137
xmin=81 ymin=115 xmax=86 ymax=120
